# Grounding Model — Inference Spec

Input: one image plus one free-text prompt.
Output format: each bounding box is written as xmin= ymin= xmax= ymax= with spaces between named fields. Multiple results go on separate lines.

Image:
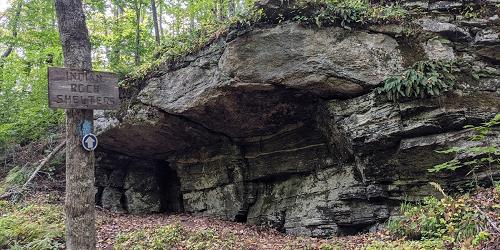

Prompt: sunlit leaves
xmin=0 ymin=0 xmax=63 ymax=146
xmin=0 ymin=0 xmax=260 ymax=146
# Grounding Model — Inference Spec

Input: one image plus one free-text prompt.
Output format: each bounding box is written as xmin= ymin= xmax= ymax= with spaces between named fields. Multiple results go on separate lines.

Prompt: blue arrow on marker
xmin=82 ymin=133 xmax=98 ymax=151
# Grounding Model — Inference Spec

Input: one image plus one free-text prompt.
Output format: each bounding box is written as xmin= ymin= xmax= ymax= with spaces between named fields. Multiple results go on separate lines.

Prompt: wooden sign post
xmin=54 ymin=1 xmax=119 ymax=249
xmin=48 ymin=67 xmax=119 ymax=110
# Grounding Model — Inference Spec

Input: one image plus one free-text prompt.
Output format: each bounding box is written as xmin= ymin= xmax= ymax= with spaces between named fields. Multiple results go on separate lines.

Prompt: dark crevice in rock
xmin=337 ymin=223 xmax=375 ymax=236
xmin=157 ymin=163 xmax=184 ymax=213
xmin=234 ymin=208 xmax=249 ymax=223
xmin=120 ymin=192 xmax=128 ymax=212
xmin=95 ymin=187 xmax=104 ymax=207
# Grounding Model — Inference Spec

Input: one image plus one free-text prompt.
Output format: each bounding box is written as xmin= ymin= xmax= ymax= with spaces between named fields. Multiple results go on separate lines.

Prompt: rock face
xmin=95 ymin=1 xmax=500 ymax=237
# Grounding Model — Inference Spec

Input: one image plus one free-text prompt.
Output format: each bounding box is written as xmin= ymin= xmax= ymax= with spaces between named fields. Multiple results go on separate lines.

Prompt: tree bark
xmin=54 ymin=0 xmax=96 ymax=249
xmin=218 ymin=0 xmax=225 ymax=21
xmin=158 ymin=1 xmax=163 ymax=37
xmin=1 ymin=0 xmax=22 ymax=59
xmin=134 ymin=0 xmax=141 ymax=65
xmin=111 ymin=1 xmax=122 ymax=69
xmin=228 ymin=0 xmax=235 ymax=17
xmin=150 ymin=0 xmax=160 ymax=45
xmin=189 ymin=16 xmax=195 ymax=32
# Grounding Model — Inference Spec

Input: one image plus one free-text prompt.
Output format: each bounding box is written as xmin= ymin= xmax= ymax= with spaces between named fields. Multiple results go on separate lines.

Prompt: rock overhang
xmin=94 ymin=2 xmax=500 ymax=237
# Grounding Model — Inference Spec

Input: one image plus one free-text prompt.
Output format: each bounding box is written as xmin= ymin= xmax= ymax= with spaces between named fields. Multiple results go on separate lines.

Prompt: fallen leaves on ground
xmin=95 ymin=210 xmax=387 ymax=250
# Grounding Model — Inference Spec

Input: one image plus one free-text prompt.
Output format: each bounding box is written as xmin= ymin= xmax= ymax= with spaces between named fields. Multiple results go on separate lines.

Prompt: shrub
xmin=0 ymin=203 xmax=65 ymax=249
xmin=0 ymin=165 xmax=32 ymax=195
xmin=386 ymin=187 xmax=497 ymax=248
xmin=376 ymin=60 xmax=457 ymax=101
xmin=293 ymin=0 xmax=407 ymax=29
xmin=387 ymin=196 xmax=480 ymax=241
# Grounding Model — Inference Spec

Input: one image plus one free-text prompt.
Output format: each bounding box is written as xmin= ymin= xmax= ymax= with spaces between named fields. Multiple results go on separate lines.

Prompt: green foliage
xmin=366 ymin=239 xmax=445 ymax=250
xmin=387 ymin=197 xmax=477 ymax=241
xmin=0 ymin=0 xmax=64 ymax=147
xmin=0 ymin=165 xmax=31 ymax=194
xmin=186 ymin=228 xmax=236 ymax=250
xmin=293 ymin=0 xmax=407 ymax=29
xmin=376 ymin=60 xmax=457 ymax=101
xmin=115 ymin=224 xmax=184 ymax=250
xmin=0 ymin=202 xmax=65 ymax=249
xmin=462 ymin=4 xmax=479 ymax=19
xmin=467 ymin=114 xmax=500 ymax=141
xmin=0 ymin=0 xmax=258 ymax=146
xmin=0 ymin=0 xmax=409 ymax=146
xmin=124 ymin=5 xmax=263 ymax=83
xmin=386 ymin=190 xmax=494 ymax=248
xmin=115 ymin=224 xmax=237 ymax=250
xmin=429 ymin=114 xmax=500 ymax=182
xmin=318 ymin=243 xmax=339 ymax=250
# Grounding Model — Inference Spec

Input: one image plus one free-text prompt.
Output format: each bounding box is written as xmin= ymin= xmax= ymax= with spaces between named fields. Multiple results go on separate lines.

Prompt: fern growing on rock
xmin=376 ymin=60 xmax=457 ymax=101
xmin=429 ymin=114 xmax=500 ymax=185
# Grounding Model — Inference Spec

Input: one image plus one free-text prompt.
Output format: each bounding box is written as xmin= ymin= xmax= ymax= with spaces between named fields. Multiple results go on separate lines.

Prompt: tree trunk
xmin=134 ymin=0 xmax=141 ymax=65
xmin=228 ymin=0 xmax=235 ymax=17
xmin=189 ymin=15 xmax=195 ymax=32
xmin=1 ymin=0 xmax=22 ymax=59
xmin=103 ymin=14 xmax=111 ymax=67
xmin=150 ymin=0 xmax=160 ymax=45
xmin=158 ymin=1 xmax=163 ymax=37
xmin=111 ymin=1 xmax=121 ymax=69
xmin=54 ymin=1 xmax=96 ymax=249
xmin=218 ymin=0 xmax=225 ymax=21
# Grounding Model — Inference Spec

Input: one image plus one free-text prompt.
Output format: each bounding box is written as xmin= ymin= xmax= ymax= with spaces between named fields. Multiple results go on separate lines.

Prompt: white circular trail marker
xmin=82 ymin=133 xmax=98 ymax=151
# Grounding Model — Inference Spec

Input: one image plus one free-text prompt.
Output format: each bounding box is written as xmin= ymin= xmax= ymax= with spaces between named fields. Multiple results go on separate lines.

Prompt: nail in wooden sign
xmin=48 ymin=67 xmax=120 ymax=110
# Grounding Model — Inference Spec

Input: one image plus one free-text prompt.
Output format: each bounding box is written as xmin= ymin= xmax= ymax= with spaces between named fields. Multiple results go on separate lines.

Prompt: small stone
xmin=423 ymin=38 xmax=455 ymax=61
xmin=488 ymin=15 xmax=499 ymax=21
xmin=459 ymin=18 xmax=490 ymax=28
xmin=102 ymin=187 xmax=125 ymax=213
xmin=402 ymin=1 xmax=429 ymax=9
xmin=368 ymin=24 xmax=406 ymax=36
xmin=476 ymin=45 xmax=500 ymax=62
xmin=125 ymin=189 xmax=161 ymax=213
xmin=429 ymin=1 xmax=463 ymax=11
xmin=475 ymin=29 xmax=499 ymax=45
xmin=416 ymin=18 xmax=472 ymax=42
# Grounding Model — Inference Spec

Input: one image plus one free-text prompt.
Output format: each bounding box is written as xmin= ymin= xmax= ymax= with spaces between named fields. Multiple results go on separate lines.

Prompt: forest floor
xmin=96 ymin=209 xmax=384 ymax=249
xmin=25 ymin=189 xmax=387 ymax=250
xmin=17 ymin=184 xmax=498 ymax=250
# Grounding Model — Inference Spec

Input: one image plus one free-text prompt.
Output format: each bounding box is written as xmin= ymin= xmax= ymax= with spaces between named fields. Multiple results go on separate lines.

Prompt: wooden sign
xmin=48 ymin=67 xmax=120 ymax=110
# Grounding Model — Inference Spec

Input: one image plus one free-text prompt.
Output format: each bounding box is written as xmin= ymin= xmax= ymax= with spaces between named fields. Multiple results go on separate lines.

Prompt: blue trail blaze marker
xmin=82 ymin=133 xmax=98 ymax=151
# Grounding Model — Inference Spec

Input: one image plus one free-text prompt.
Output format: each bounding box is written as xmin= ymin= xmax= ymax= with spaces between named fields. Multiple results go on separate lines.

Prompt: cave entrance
xmin=157 ymin=164 xmax=184 ymax=213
